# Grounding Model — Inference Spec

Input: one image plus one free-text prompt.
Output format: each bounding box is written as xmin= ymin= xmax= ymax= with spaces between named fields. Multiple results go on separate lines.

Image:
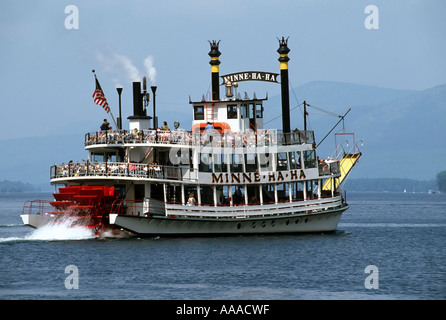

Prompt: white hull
xmin=20 ymin=213 xmax=131 ymax=238
xmin=20 ymin=214 xmax=54 ymax=229
xmin=109 ymin=206 xmax=347 ymax=236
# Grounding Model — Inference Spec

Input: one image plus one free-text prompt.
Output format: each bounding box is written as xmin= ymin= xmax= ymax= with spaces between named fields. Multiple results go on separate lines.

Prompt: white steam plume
xmin=144 ymin=55 xmax=157 ymax=85
xmin=113 ymin=53 xmax=142 ymax=83
xmin=96 ymin=52 xmax=157 ymax=86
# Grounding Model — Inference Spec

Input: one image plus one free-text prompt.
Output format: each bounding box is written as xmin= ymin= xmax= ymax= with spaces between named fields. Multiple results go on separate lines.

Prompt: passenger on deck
xmin=205 ymin=122 xmax=214 ymax=143
xmin=100 ymin=119 xmax=111 ymax=131
xmin=205 ymin=122 xmax=214 ymax=133
xmin=162 ymin=121 xmax=169 ymax=130
xmin=187 ymin=193 xmax=197 ymax=206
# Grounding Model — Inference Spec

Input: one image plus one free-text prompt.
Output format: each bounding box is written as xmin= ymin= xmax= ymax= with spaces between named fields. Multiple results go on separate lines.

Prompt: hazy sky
xmin=1 ymin=0 xmax=445 ymax=141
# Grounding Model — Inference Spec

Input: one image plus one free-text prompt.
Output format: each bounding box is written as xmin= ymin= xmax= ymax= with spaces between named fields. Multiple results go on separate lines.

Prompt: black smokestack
xmin=132 ymin=82 xmax=144 ymax=116
xmin=208 ymin=40 xmax=221 ymax=101
xmin=278 ymin=37 xmax=291 ymax=136
xmin=151 ymin=85 xmax=157 ymax=128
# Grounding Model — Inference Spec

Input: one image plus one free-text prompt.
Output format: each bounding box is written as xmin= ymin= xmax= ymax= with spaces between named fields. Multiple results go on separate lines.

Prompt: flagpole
xmin=92 ymin=70 xmax=118 ymax=129
xmin=108 ymin=111 xmax=118 ymax=130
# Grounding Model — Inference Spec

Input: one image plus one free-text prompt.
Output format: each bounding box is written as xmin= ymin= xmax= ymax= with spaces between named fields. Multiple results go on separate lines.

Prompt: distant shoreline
xmin=343 ymin=178 xmax=438 ymax=193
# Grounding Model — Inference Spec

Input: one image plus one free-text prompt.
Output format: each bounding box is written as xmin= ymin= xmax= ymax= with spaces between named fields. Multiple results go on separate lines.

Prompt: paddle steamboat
xmin=21 ymin=38 xmax=361 ymax=236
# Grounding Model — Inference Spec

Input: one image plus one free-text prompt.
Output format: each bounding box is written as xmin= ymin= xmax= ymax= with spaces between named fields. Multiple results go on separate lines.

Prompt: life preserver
xmin=191 ymin=122 xmax=231 ymax=133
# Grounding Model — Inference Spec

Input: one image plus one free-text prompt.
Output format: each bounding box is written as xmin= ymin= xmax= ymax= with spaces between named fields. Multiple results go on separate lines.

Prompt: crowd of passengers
xmin=54 ymin=161 xmax=164 ymax=178
xmin=86 ymin=121 xmax=310 ymax=147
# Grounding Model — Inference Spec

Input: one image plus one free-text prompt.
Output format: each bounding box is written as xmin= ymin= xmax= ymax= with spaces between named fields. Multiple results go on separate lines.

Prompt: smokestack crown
xmin=208 ymin=40 xmax=221 ymax=59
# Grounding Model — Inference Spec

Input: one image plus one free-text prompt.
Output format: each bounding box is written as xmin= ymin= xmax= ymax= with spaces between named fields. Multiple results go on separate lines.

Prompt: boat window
xmin=276 ymin=152 xmax=288 ymax=171
xmin=240 ymin=104 xmax=248 ymax=118
xmin=231 ymin=153 xmax=244 ymax=172
xmin=277 ymin=183 xmax=290 ymax=202
xmin=227 ymin=104 xmax=237 ymax=119
xmin=259 ymin=153 xmax=272 ymax=171
xmin=248 ymin=103 xmax=255 ymax=118
xmin=256 ymin=104 xmax=263 ymax=118
xmin=194 ymin=105 xmax=205 ymax=120
xmin=150 ymin=184 xmax=164 ymax=201
xmin=289 ymin=151 xmax=301 ymax=169
xmin=166 ymin=185 xmax=181 ymax=203
xmin=200 ymin=185 xmax=213 ymax=205
xmin=307 ymin=180 xmax=318 ymax=199
xmin=230 ymin=186 xmax=245 ymax=205
xmin=291 ymin=182 xmax=305 ymax=201
xmin=245 ymin=153 xmax=258 ymax=172
xmin=303 ymin=150 xmax=317 ymax=168
xmin=91 ymin=153 xmax=104 ymax=162
xmin=247 ymin=185 xmax=260 ymax=204
xmin=134 ymin=184 xmax=145 ymax=201
xmin=114 ymin=184 xmax=126 ymax=198
xmin=199 ymin=153 xmax=213 ymax=172
xmin=262 ymin=184 xmax=275 ymax=204
xmin=184 ymin=185 xmax=198 ymax=203
xmin=214 ymin=152 xmax=227 ymax=173
xmin=216 ymin=185 xmax=230 ymax=205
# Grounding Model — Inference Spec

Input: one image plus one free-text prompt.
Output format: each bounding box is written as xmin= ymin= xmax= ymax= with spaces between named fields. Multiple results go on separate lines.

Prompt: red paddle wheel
xmin=48 ymin=186 xmax=119 ymax=235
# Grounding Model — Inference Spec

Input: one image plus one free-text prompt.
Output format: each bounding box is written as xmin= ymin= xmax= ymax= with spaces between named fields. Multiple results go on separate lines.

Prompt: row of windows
xmin=167 ymin=181 xmax=321 ymax=205
xmin=198 ymin=150 xmax=317 ymax=173
xmin=194 ymin=103 xmax=263 ymax=121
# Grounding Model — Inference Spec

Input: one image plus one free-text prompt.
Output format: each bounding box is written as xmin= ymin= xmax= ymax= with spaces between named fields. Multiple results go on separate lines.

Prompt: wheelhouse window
xmin=194 ymin=105 xmax=204 ymax=120
xmin=289 ymin=151 xmax=301 ymax=169
xmin=248 ymin=103 xmax=255 ymax=118
xmin=227 ymin=104 xmax=237 ymax=119
xmin=256 ymin=104 xmax=263 ymax=118
xmin=303 ymin=150 xmax=317 ymax=168
xmin=240 ymin=104 xmax=248 ymax=118
xmin=276 ymin=152 xmax=288 ymax=171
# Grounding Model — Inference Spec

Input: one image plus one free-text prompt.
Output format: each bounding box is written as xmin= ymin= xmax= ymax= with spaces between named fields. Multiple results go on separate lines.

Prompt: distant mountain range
xmin=0 ymin=179 xmax=39 ymax=193
xmin=0 ymin=81 xmax=445 ymax=187
xmin=264 ymin=81 xmax=446 ymax=180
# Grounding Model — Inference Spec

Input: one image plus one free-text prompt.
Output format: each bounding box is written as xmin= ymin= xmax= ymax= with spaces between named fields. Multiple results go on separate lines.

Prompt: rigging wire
xmin=263 ymin=102 xmax=303 ymax=126
xmin=306 ymin=103 xmax=342 ymax=118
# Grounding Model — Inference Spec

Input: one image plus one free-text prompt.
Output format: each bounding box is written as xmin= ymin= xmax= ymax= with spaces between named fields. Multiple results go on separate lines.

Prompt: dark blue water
xmin=1 ymin=192 xmax=445 ymax=300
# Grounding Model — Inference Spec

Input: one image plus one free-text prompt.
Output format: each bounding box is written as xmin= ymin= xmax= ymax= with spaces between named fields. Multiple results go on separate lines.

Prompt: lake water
xmin=0 ymin=191 xmax=445 ymax=300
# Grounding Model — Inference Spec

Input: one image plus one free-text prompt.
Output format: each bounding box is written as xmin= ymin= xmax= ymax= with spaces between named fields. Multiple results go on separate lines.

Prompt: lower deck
xmin=110 ymin=204 xmax=348 ymax=235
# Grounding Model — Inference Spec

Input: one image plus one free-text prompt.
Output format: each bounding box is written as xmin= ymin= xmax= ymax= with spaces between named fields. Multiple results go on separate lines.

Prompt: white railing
xmin=84 ymin=129 xmax=315 ymax=147
xmin=164 ymin=195 xmax=343 ymax=218
xmin=50 ymin=162 xmax=198 ymax=181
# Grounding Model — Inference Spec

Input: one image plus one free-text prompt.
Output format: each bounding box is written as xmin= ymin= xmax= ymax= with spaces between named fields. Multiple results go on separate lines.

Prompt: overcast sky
xmin=1 ymin=0 xmax=445 ymax=141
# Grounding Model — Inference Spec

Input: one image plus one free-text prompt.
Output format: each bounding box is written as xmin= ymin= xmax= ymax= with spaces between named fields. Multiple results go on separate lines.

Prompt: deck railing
xmin=84 ymin=129 xmax=315 ymax=147
xmin=318 ymin=160 xmax=340 ymax=176
xmin=50 ymin=161 xmax=197 ymax=181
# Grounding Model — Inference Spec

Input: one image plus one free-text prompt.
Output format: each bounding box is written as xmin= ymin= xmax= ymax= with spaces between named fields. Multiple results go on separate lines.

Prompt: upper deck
xmin=84 ymin=128 xmax=315 ymax=149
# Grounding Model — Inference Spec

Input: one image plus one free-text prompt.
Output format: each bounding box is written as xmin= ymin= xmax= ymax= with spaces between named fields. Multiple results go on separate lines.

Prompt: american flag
xmin=92 ymin=74 xmax=110 ymax=113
